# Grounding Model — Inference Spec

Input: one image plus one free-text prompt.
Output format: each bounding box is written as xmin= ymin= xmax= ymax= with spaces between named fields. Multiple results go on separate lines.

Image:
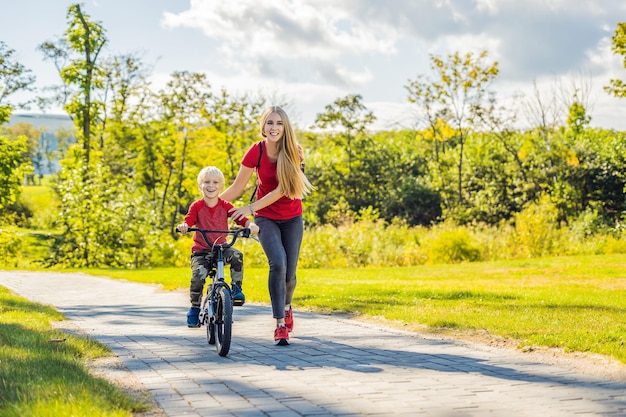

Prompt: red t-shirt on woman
xmin=241 ymin=141 xmax=302 ymax=221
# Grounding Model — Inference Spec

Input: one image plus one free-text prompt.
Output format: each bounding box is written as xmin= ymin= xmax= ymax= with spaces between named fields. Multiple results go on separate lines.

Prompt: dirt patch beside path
xmin=355 ymin=315 xmax=626 ymax=382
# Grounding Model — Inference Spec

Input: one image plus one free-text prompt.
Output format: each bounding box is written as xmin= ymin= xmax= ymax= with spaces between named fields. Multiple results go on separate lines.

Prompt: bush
xmin=424 ymin=223 xmax=482 ymax=264
xmin=512 ymin=196 xmax=562 ymax=258
xmin=603 ymin=236 xmax=626 ymax=254
xmin=0 ymin=225 xmax=23 ymax=267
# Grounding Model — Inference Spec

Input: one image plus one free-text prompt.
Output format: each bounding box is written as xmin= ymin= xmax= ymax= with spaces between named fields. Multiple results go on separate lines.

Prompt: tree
xmin=605 ymin=22 xmax=626 ymax=98
xmin=0 ymin=41 xmax=36 ymax=124
xmin=203 ymin=89 xmax=267 ymax=182
xmin=155 ymin=71 xmax=213 ymax=234
xmin=314 ymin=94 xmax=375 ymax=176
xmin=311 ymin=94 xmax=376 ymax=220
xmin=39 ymin=3 xmax=107 ymax=169
xmin=99 ymin=53 xmax=151 ymax=176
xmin=4 ymin=123 xmax=45 ymax=184
xmin=405 ymin=51 xmax=499 ymax=219
xmin=0 ymin=135 xmax=30 ymax=211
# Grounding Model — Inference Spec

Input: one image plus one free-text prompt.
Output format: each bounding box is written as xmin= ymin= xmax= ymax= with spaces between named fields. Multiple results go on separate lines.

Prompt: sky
xmin=2 ymin=0 xmax=626 ymax=131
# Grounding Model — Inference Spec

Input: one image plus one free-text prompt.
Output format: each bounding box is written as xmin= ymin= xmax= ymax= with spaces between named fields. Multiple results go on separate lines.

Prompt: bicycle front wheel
xmin=213 ymin=285 xmax=233 ymax=356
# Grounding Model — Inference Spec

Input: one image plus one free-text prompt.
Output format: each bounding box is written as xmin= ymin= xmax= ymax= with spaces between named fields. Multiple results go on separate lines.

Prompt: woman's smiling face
xmin=263 ymin=112 xmax=284 ymax=143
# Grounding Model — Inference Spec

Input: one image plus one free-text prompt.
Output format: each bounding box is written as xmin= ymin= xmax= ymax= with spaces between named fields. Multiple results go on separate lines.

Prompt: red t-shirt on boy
xmin=184 ymin=198 xmax=248 ymax=253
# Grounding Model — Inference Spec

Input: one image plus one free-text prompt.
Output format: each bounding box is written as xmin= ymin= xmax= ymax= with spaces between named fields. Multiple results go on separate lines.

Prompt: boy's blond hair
xmin=197 ymin=166 xmax=225 ymax=186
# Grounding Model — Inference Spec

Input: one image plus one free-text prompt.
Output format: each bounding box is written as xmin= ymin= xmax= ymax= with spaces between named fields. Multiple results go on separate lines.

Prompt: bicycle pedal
xmin=232 ymin=299 xmax=244 ymax=306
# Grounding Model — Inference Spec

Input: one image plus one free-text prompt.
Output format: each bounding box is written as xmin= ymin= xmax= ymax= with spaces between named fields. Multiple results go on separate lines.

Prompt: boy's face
xmin=199 ymin=175 xmax=223 ymax=199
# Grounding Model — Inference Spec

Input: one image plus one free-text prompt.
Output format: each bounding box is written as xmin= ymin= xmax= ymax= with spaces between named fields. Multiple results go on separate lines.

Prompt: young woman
xmin=222 ymin=106 xmax=313 ymax=346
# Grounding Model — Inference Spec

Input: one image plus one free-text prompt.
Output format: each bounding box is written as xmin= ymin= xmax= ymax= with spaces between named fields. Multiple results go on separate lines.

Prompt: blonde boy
xmin=178 ymin=166 xmax=259 ymax=327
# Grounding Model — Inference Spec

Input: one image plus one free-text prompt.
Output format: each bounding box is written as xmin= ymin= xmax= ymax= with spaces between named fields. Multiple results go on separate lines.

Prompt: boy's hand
xmin=177 ymin=223 xmax=189 ymax=234
xmin=249 ymin=223 xmax=260 ymax=235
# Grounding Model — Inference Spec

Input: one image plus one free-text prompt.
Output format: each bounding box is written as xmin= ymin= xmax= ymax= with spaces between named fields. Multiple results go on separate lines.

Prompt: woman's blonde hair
xmin=259 ymin=106 xmax=313 ymax=199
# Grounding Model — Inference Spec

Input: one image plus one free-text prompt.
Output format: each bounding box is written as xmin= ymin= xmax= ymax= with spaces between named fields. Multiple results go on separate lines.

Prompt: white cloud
xmin=161 ymin=0 xmax=398 ymax=62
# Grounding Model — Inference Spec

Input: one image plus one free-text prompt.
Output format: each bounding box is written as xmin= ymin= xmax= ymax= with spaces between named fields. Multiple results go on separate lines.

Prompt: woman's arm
xmin=220 ymin=164 xmax=255 ymax=202
xmin=229 ymin=185 xmax=284 ymax=221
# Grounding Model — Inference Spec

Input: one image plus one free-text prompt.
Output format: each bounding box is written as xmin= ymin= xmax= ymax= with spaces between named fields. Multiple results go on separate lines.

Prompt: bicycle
xmin=177 ymin=226 xmax=251 ymax=357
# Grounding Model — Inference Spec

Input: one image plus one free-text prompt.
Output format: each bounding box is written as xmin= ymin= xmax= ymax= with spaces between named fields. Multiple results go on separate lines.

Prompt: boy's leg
xmin=187 ymin=254 xmax=210 ymax=326
xmin=224 ymin=247 xmax=245 ymax=306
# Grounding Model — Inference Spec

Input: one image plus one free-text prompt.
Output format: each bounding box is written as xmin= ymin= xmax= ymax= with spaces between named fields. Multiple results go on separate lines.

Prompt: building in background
xmin=7 ymin=113 xmax=75 ymax=176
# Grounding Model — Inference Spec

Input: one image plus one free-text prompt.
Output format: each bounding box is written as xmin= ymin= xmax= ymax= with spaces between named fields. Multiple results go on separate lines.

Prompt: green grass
xmin=19 ymin=185 xmax=60 ymax=231
xmin=0 ymin=287 xmax=150 ymax=417
xmin=17 ymin=230 xmax=58 ymax=264
xmin=76 ymin=254 xmax=626 ymax=364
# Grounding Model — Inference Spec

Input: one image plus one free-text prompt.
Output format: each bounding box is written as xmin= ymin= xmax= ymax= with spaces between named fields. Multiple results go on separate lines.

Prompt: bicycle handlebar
xmin=176 ymin=227 xmax=250 ymax=249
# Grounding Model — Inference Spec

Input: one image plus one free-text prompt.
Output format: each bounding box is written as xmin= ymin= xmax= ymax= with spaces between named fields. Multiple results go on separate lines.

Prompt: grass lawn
xmin=75 ymin=253 xmax=626 ymax=364
xmin=0 ymin=287 xmax=150 ymax=417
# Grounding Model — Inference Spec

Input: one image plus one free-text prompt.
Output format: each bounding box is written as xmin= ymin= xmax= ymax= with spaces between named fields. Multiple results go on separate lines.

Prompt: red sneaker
xmin=284 ymin=307 xmax=294 ymax=332
xmin=274 ymin=325 xmax=290 ymax=346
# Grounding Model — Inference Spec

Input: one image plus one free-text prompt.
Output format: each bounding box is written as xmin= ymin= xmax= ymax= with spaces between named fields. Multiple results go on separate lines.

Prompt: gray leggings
xmin=255 ymin=215 xmax=304 ymax=319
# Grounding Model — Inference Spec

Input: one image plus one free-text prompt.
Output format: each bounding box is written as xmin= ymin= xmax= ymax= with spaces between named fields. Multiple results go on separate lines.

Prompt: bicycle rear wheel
xmin=213 ymin=285 xmax=233 ymax=356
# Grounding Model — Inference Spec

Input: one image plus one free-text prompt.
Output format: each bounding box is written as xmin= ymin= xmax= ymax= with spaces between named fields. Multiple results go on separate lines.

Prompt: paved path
xmin=1 ymin=271 xmax=625 ymax=417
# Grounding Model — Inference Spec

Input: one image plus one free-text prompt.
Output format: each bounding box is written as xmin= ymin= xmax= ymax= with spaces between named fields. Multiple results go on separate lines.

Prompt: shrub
xmin=0 ymin=225 xmax=23 ymax=267
xmin=512 ymin=196 xmax=562 ymax=258
xmin=424 ymin=223 xmax=482 ymax=264
xmin=603 ymin=236 xmax=626 ymax=254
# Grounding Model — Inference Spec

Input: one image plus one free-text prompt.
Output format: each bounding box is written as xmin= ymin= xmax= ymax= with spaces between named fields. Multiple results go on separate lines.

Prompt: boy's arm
xmin=178 ymin=201 xmax=198 ymax=234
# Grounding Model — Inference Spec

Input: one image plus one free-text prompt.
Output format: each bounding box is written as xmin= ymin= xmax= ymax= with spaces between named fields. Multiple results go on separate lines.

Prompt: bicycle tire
xmin=207 ymin=316 xmax=216 ymax=345
xmin=201 ymin=291 xmax=215 ymax=345
xmin=213 ymin=285 xmax=233 ymax=356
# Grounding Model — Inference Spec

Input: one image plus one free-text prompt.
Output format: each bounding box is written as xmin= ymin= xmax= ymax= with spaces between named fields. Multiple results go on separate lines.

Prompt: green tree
xmin=99 ymin=53 xmax=151 ymax=177
xmin=48 ymin=146 xmax=162 ymax=267
xmin=308 ymin=99 xmax=440 ymax=226
xmin=566 ymin=101 xmax=591 ymax=136
xmin=204 ymin=89 xmax=267 ymax=182
xmin=155 ymin=71 xmax=213 ymax=234
xmin=605 ymin=22 xmax=626 ymax=98
xmin=314 ymin=94 xmax=375 ymax=178
xmin=310 ymin=94 xmax=375 ymax=222
xmin=0 ymin=135 xmax=31 ymax=211
xmin=39 ymin=3 xmax=107 ymax=169
xmin=4 ymin=123 xmax=45 ymax=184
xmin=405 ymin=51 xmax=499 ymax=219
xmin=0 ymin=41 xmax=36 ymax=124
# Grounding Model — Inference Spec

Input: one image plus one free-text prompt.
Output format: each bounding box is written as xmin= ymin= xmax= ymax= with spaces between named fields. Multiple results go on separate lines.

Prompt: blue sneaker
xmin=187 ymin=307 xmax=200 ymax=327
xmin=232 ymin=283 xmax=245 ymax=306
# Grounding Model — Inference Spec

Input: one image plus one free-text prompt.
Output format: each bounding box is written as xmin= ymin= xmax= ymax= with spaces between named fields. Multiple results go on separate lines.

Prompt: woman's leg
xmin=281 ymin=216 xmax=304 ymax=306
xmin=256 ymin=216 xmax=303 ymax=319
xmin=256 ymin=217 xmax=286 ymax=318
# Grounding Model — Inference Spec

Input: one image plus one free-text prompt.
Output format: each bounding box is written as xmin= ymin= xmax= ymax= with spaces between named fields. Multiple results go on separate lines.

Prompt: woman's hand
xmin=229 ymin=205 xmax=254 ymax=222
